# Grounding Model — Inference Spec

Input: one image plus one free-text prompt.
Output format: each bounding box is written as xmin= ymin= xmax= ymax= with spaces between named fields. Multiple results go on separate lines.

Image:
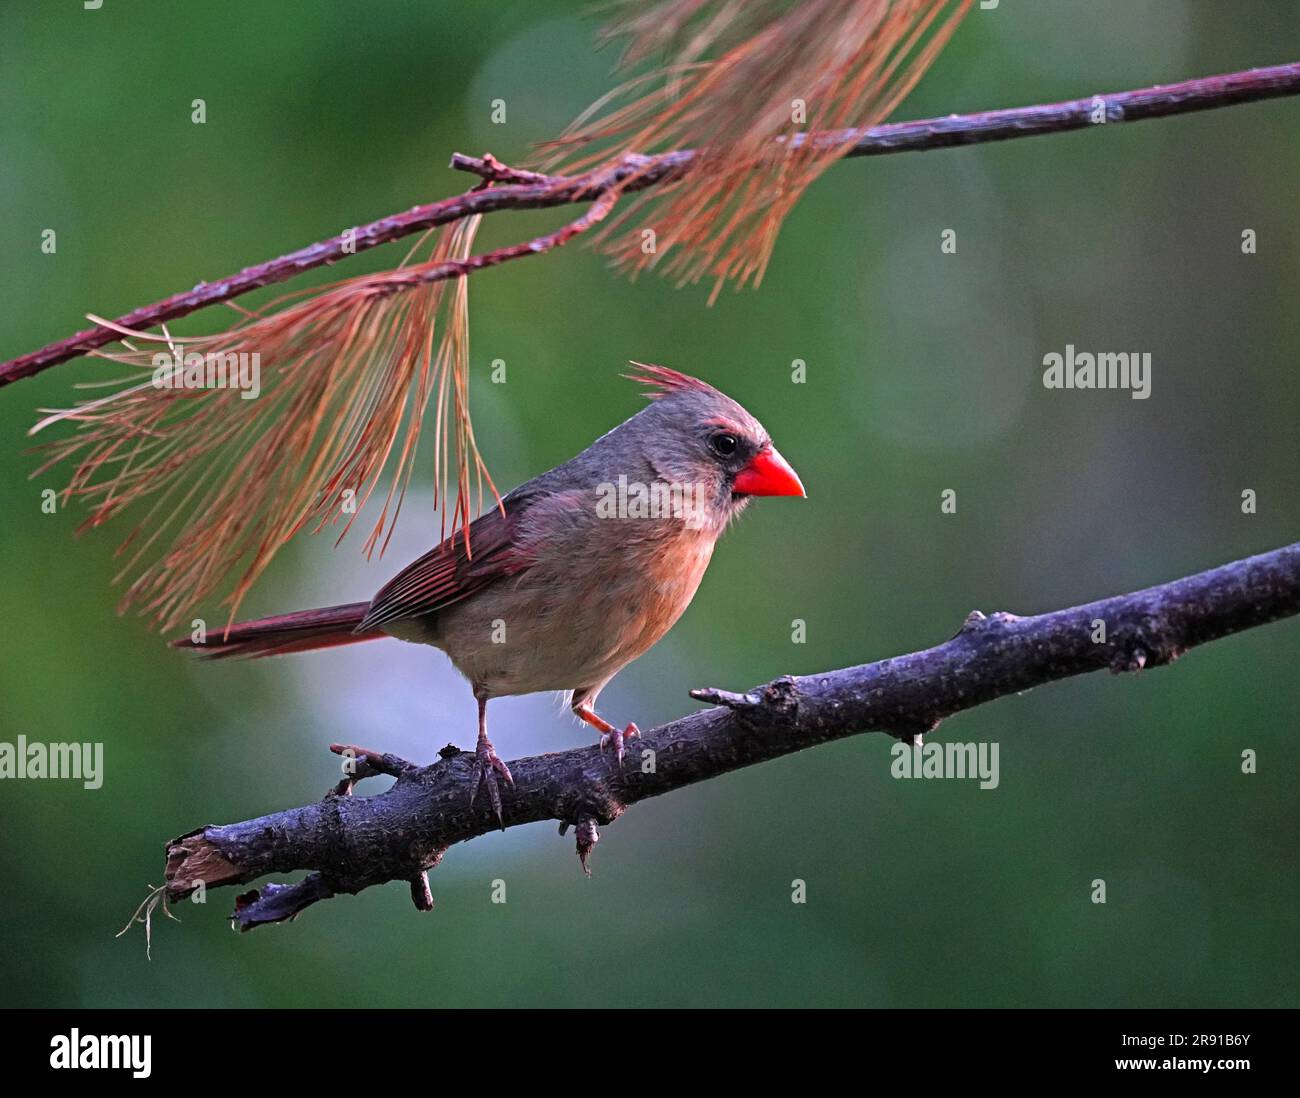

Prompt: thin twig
xmin=152 ymin=541 xmax=1300 ymax=932
xmin=4 ymin=62 xmax=1298 ymax=388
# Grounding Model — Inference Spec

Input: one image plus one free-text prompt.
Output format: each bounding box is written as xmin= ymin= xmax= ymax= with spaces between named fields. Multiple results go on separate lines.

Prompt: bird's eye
xmin=709 ymin=432 xmax=739 ymax=458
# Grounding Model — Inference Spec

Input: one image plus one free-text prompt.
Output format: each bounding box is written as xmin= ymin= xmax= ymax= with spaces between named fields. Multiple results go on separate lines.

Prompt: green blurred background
xmin=1 ymin=1 xmax=1297 ymax=1008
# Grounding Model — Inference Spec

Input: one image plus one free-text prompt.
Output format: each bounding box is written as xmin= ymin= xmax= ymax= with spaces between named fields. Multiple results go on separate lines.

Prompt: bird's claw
xmin=599 ymin=722 xmax=640 ymax=768
xmin=470 ymin=740 xmax=514 ymax=827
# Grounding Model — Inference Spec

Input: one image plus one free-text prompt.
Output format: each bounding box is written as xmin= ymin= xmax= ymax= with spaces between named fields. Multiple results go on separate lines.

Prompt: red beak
xmin=732 ymin=444 xmax=806 ymax=498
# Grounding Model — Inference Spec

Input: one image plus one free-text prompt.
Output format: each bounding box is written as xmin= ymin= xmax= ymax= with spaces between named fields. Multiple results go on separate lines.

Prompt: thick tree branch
xmin=160 ymin=541 xmax=1300 ymax=932
xmin=5 ymin=62 xmax=1298 ymax=388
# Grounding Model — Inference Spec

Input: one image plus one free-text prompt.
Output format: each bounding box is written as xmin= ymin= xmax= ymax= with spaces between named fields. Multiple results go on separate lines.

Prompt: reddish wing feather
xmin=358 ymin=495 xmax=532 ymax=631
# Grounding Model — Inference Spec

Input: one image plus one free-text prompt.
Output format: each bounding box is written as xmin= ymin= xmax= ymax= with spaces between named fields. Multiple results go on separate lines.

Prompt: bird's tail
xmin=172 ymin=601 xmax=381 ymax=660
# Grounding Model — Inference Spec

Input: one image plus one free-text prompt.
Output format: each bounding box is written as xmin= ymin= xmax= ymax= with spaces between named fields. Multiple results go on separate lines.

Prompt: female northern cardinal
xmin=178 ymin=364 xmax=804 ymax=818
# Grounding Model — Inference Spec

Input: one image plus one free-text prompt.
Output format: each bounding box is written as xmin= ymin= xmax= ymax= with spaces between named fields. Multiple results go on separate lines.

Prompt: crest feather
xmin=625 ymin=361 xmax=718 ymax=399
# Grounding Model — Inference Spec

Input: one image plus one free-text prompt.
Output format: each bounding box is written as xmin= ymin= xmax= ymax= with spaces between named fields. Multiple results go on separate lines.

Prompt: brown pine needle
xmin=543 ymin=0 xmax=970 ymax=299
xmin=30 ymin=216 xmax=493 ymax=633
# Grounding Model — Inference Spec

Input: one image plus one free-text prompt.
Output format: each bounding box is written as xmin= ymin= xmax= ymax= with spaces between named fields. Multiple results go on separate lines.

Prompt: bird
xmin=176 ymin=364 xmax=805 ymax=820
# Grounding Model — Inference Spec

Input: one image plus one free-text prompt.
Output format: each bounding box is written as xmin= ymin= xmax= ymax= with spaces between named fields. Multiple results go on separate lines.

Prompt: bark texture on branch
xmin=4 ymin=62 xmax=1298 ymax=387
xmin=161 ymin=541 xmax=1300 ymax=932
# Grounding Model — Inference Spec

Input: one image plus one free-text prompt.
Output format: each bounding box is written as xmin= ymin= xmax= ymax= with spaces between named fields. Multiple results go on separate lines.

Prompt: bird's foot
xmin=599 ymin=722 xmax=640 ymax=768
xmin=470 ymin=738 xmax=514 ymax=827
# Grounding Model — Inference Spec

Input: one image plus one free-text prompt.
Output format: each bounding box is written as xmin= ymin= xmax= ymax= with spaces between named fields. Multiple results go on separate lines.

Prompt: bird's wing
xmin=356 ymin=491 xmax=536 ymax=632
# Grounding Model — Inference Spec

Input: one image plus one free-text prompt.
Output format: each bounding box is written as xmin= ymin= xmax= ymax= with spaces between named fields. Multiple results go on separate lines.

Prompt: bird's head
xmin=620 ymin=363 xmax=805 ymax=531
